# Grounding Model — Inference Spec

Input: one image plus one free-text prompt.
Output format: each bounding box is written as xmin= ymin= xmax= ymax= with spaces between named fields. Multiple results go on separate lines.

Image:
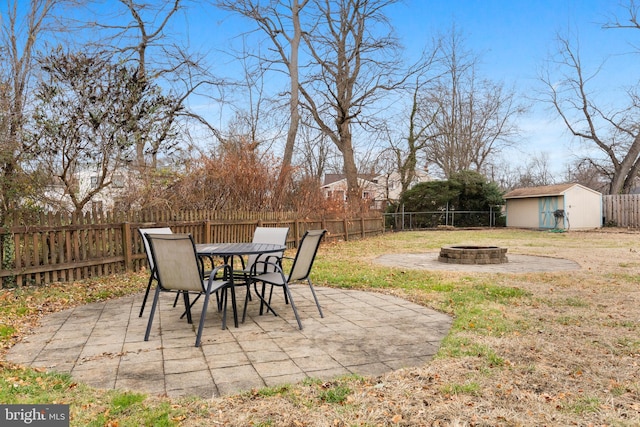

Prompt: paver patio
xmin=7 ymin=285 xmax=452 ymax=399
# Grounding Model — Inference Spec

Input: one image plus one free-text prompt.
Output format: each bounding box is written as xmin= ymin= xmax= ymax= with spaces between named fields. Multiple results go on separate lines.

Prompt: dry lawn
xmin=186 ymin=228 xmax=640 ymax=426
xmin=2 ymin=228 xmax=640 ymax=426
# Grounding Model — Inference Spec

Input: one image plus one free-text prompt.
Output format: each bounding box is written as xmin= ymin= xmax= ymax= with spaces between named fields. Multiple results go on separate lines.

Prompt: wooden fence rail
xmin=603 ymin=194 xmax=640 ymax=228
xmin=0 ymin=210 xmax=384 ymax=288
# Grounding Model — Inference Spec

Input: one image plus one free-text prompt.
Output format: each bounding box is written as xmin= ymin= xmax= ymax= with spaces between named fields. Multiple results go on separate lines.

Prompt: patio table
xmin=195 ymin=242 xmax=287 ymax=327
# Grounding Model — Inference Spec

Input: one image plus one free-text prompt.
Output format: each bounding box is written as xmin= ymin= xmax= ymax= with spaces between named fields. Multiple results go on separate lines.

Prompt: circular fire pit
xmin=438 ymin=245 xmax=508 ymax=264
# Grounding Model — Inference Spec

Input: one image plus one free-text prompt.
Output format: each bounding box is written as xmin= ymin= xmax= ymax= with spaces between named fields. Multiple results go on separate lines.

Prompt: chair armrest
xmin=251 ymin=253 xmax=282 ymax=266
xmin=207 ymin=263 xmax=232 ymax=283
xmin=262 ymin=254 xmax=283 ymax=266
xmin=250 ymin=259 xmax=285 ymax=276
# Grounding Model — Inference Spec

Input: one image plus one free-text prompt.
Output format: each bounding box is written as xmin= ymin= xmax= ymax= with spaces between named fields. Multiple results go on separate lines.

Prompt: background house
xmin=504 ymin=183 xmax=602 ymax=230
xmin=43 ymin=168 xmax=129 ymax=213
xmin=322 ymin=171 xmax=431 ymax=210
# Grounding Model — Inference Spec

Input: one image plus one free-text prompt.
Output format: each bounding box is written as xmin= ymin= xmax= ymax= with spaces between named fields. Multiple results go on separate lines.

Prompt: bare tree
xmin=389 ymin=73 xmax=439 ymax=197
xmin=214 ymin=40 xmax=289 ymax=180
xmin=223 ymin=42 xmax=275 ymax=148
xmin=216 ymin=0 xmax=308 ymax=208
xmin=83 ymin=0 xmax=218 ymax=171
xmin=604 ymin=0 xmax=640 ymax=32
xmin=217 ymin=0 xmax=411 ymax=210
xmin=422 ymin=28 xmax=525 ymax=178
xmin=31 ymin=49 xmax=177 ymax=214
xmin=515 ymin=153 xmax=556 ymax=188
xmin=299 ymin=0 xmax=407 ymax=208
xmin=540 ymin=35 xmax=640 ymax=194
xmin=0 ymin=0 xmax=78 ymax=223
xmin=295 ymin=113 xmax=332 ymax=181
xmin=540 ymin=1 xmax=640 ymax=195
xmin=564 ymin=159 xmax=609 ymax=193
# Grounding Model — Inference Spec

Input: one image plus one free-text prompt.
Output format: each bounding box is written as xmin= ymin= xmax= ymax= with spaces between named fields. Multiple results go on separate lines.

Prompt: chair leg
xmin=237 ymin=270 xmax=252 ymax=301
xmin=180 ymin=293 xmax=202 ymax=320
xmin=173 ymin=291 xmax=181 ymax=307
xmin=229 ymin=284 xmax=238 ymax=328
xmin=241 ymin=284 xmax=251 ymax=323
xmin=307 ymin=278 xmax=324 ymax=318
xmin=182 ymin=291 xmax=193 ymax=324
xmin=139 ymin=274 xmax=154 ymax=317
xmin=254 ymin=281 xmax=278 ymax=318
xmin=195 ymin=291 xmax=212 ymax=347
xmin=267 ymin=286 xmax=288 ymax=307
xmin=220 ymin=287 xmax=228 ymax=330
xmin=283 ymin=284 xmax=303 ymax=330
xmin=144 ymin=286 xmax=162 ymax=341
xmin=260 ymin=282 xmax=277 ymax=315
xmin=245 ymin=279 xmax=252 ymax=301
xmin=267 ymin=285 xmax=274 ymax=306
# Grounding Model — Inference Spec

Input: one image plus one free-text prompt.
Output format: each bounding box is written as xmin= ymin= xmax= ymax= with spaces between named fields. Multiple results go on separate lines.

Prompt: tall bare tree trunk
xmin=217 ymin=0 xmax=309 ymax=208
xmin=274 ymin=0 xmax=306 ymax=208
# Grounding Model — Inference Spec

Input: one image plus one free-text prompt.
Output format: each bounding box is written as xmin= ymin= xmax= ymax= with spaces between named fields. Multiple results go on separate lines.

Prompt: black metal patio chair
xmin=249 ymin=229 xmax=326 ymax=329
xmin=144 ymin=233 xmax=233 ymax=347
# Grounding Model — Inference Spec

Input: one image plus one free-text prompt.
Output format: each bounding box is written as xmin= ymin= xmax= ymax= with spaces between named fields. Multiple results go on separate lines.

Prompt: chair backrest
xmin=138 ymin=227 xmax=173 ymax=272
xmin=247 ymin=226 xmax=289 ymax=271
xmin=288 ymin=229 xmax=326 ymax=282
xmin=145 ymin=233 xmax=203 ymax=292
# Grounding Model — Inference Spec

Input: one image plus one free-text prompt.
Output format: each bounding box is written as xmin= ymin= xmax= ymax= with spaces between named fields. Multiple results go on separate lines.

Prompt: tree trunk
xmin=338 ymin=122 xmax=360 ymax=204
xmin=610 ymin=133 xmax=640 ymax=194
xmin=273 ymin=0 xmax=304 ymax=208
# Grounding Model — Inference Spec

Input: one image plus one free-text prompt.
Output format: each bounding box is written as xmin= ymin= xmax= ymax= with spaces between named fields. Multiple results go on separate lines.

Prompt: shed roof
xmin=504 ymin=183 xmax=600 ymax=199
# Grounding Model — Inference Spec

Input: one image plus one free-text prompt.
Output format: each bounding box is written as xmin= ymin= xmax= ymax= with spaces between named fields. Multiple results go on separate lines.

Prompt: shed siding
xmin=506 ymin=198 xmax=539 ymax=228
xmin=563 ymin=186 xmax=602 ymax=229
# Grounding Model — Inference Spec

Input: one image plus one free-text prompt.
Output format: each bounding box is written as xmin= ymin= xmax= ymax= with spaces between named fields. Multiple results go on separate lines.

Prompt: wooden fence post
xmin=343 ymin=217 xmax=349 ymax=241
xmin=294 ymin=220 xmax=300 ymax=248
xmin=204 ymin=220 xmax=211 ymax=243
xmin=122 ymin=222 xmax=133 ymax=272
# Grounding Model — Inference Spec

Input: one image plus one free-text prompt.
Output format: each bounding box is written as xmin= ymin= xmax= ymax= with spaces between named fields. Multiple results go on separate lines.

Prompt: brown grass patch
xmin=3 ymin=228 xmax=640 ymax=426
xmin=190 ymin=228 xmax=640 ymax=426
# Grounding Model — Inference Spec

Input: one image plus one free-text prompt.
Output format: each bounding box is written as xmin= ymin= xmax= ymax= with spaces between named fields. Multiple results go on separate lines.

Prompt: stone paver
xmin=7 ymin=285 xmax=452 ymax=399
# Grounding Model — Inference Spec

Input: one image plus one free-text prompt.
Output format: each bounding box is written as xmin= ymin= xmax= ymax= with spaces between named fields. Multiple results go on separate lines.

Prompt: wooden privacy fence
xmin=0 ymin=210 xmax=384 ymax=288
xmin=602 ymin=194 xmax=640 ymax=228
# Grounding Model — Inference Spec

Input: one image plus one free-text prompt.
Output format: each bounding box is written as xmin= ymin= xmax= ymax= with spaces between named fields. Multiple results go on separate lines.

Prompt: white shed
xmin=504 ymin=183 xmax=602 ymax=230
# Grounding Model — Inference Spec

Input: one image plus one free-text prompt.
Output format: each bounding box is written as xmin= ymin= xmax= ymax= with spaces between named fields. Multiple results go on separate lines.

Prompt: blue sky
xmin=382 ymin=0 xmax=634 ymax=175
xmin=185 ymin=0 xmax=635 ymax=177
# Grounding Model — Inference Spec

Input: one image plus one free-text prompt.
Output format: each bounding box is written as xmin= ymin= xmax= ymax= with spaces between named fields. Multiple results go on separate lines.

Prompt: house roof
xmin=322 ymin=173 xmax=376 ymax=186
xmin=504 ymin=183 xmax=601 ymax=199
xmin=321 ymin=176 xmax=378 ymax=190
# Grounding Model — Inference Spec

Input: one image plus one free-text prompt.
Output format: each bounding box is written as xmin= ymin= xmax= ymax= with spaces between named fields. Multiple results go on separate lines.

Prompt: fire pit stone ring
xmin=438 ymin=245 xmax=508 ymax=265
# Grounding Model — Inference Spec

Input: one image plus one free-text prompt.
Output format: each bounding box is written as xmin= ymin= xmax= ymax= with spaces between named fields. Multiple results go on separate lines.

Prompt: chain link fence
xmin=383 ymin=208 xmax=505 ymax=231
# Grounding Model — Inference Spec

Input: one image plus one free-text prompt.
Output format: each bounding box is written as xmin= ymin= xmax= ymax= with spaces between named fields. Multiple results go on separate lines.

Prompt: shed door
xmin=539 ymin=197 xmax=558 ymax=228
